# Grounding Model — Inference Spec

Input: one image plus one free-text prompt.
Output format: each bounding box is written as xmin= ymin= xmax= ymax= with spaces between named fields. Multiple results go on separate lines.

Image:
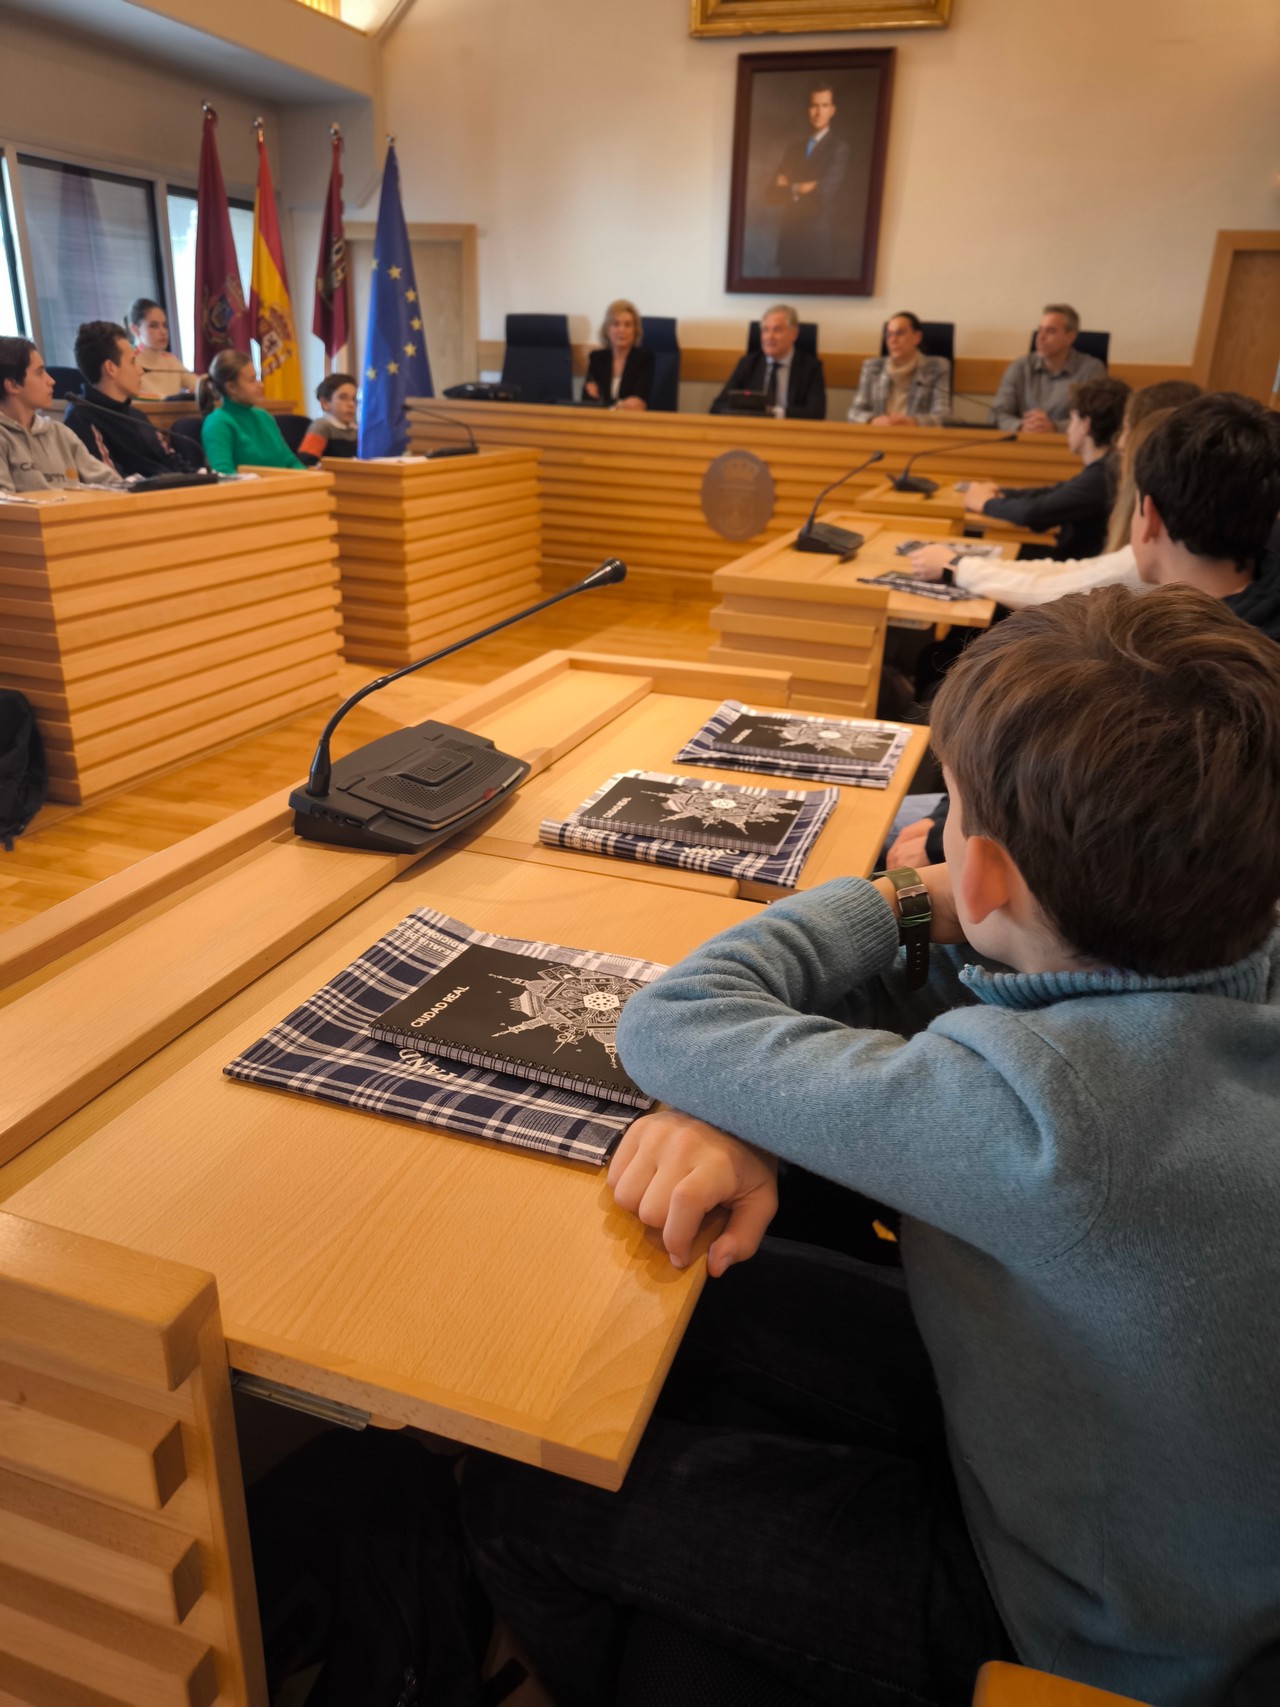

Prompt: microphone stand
xmin=891 ymin=431 xmax=1018 ymax=496
xmin=791 ymin=451 xmax=884 ymax=557
xmin=402 ymin=401 xmax=480 ymax=458
xmin=290 ymin=559 xmax=627 ymax=854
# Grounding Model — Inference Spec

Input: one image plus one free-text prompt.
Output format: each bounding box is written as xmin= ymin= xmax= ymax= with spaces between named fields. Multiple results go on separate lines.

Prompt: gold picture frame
xmin=691 ymin=0 xmax=951 ymax=36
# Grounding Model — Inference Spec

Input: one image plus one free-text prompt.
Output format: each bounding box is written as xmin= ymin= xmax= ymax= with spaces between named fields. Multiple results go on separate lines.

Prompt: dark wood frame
xmin=726 ymin=47 xmax=895 ymax=298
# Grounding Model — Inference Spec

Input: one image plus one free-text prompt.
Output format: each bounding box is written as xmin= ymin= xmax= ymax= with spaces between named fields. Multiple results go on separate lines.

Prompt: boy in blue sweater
xmin=464 ymin=584 xmax=1280 ymax=1707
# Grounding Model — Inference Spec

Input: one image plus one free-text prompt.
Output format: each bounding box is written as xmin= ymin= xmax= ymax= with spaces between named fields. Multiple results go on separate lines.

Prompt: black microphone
xmin=792 ymin=451 xmax=884 ymax=557
xmin=290 ymin=559 xmax=627 ymax=854
xmin=891 ymin=431 xmax=1018 ymax=495
xmin=402 ymin=401 xmax=480 ymax=457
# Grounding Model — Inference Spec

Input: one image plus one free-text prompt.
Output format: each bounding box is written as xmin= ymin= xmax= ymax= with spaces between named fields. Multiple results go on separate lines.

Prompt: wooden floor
xmin=0 ymin=587 xmax=715 ymax=932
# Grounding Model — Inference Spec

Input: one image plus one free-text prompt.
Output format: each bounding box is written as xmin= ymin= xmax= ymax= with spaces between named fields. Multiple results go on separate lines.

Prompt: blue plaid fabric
xmin=224 ymin=910 xmax=663 ymax=1165
xmin=864 ymin=571 xmax=978 ymax=603
xmin=674 ymin=702 xmax=911 ymax=789
xmin=541 ymin=771 xmax=837 ymax=889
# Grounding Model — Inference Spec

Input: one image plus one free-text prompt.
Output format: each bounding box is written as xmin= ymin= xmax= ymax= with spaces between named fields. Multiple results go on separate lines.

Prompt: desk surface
xmin=855 ymin=478 xmax=1055 ymax=544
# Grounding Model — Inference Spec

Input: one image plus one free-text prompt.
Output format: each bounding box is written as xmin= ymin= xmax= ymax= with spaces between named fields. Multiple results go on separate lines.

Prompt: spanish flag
xmin=249 ymin=124 xmax=303 ymax=404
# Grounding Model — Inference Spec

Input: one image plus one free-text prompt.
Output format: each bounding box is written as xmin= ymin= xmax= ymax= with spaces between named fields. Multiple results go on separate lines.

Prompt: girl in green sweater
xmin=199 ymin=350 xmax=304 ymax=475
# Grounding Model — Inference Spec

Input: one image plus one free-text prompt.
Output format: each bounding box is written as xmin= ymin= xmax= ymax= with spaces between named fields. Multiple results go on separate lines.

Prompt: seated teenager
xmin=462 ymin=583 xmax=1280 ymax=1707
xmin=847 ymin=311 xmax=951 ymax=427
xmin=299 ymin=372 xmax=358 ymax=460
xmin=710 ymin=305 xmax=826 ymax=420
xmin=65 ymin=321 xmax=206 ymax=479
xmin=199 ymin=351 xmax=304 ymax=475
xmin=126 ymin=298 xmax=199 ymax=399
xmin=583 ymin=300 xmax=654 ymax=411
xmin=960 ymin=375 xmax=1129 ymax=560
xmin=0 ymin=336 xmax=125 ymax=493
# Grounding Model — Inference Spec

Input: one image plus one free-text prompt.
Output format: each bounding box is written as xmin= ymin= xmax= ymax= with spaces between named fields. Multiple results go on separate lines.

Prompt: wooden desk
xmin=327 ymin=450 xmax=541 ymax=665
xmin=406 ymin=403 xmax=1078 ymax=596
xmin=0 ymin=475 xmax=341 ymax=804
xmin=856 ymin=478 xmax=1054 ymax=546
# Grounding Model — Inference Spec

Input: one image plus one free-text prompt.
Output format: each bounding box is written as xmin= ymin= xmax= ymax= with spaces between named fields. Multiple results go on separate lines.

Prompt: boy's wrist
xmin=878 ymin=868 xmax=932 ymax=989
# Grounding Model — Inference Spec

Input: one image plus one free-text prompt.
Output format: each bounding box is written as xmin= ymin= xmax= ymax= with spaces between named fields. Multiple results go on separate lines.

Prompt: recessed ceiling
xmin=0 ymin=0 xmax=364 ymax=103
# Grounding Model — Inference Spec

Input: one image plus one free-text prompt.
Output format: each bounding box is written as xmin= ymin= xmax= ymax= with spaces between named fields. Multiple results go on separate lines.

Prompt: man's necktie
xmin=806 ymin=136 xmax=817 ymax=159
xmin=766 ymin=361 xmax=779 ymax=411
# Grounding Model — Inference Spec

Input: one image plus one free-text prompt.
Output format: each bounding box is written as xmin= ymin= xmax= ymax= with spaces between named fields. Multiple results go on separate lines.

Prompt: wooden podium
xmin=0 ymin=475 xmax=342 ymax=805
xmin=327 ymin=450 xmax=541 ymax=665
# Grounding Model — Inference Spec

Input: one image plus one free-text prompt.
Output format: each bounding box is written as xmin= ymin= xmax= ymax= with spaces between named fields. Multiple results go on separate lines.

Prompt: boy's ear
xmin=956 ymin=834 xmax=1015 ymax=926
xmin=1135 ymin=492 xmax=1163 ymax=547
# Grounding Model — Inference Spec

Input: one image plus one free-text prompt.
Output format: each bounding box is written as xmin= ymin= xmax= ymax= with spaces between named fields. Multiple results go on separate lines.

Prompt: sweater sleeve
xmin=953 ymin=544 xmax=1142 ymax=609
xmin=61 ymin=424 xmax=126 ymax=488
xmin=615 ymin=878 xmax=1106 ymax=1263
xmin=200 ymin=411 xmax=238 ymax=475
xmin=982 ymin=464 xmax=1104 ymax=534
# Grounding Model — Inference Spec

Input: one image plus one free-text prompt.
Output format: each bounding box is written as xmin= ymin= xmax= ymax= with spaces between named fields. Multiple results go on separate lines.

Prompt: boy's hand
xmin=887 ymin=815 xmax=933 ymax=866
xmin=906 ymin=544 xmax=955 ymax=580
xmin=608 ymin=1109 xmax=779 ymax=1277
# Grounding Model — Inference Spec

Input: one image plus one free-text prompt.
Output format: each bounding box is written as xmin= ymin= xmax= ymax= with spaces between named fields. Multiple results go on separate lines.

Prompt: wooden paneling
xmin=329 ymin=450 xmax=542 ymax=664
xmin=1190 ymin=229 xmax=1280 ymax=402
xmin=0 ymin=476 xmax=342 ymax=806
xmin=0 ymin=1214 xmax=265 ymax=1704
xmin=407 ymin=402 xmax=1077 ymax=595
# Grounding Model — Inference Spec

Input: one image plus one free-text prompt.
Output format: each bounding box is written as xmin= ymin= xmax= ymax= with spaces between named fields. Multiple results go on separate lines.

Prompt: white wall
xmin=370 ymin=0 xmax=1280 ymax=362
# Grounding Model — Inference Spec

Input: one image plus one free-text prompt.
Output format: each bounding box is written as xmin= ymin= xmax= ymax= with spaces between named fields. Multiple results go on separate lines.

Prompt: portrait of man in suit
xmin=727 ymin=49 xmax=894 ymax=297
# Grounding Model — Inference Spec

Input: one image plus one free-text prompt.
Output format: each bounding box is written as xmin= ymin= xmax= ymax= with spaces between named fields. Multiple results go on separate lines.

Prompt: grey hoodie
xmin=0 ymin=410 xmax=125 ymax=493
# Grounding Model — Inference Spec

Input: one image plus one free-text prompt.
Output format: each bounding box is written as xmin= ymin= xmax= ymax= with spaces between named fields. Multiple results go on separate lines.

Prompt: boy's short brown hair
xmin=931 ymin=585 xmax=1280 ymax=977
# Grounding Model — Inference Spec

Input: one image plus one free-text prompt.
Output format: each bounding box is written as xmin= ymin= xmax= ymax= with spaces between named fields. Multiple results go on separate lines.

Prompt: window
xmin=0 ymin=155 xmax=25 ymax=336
xmin=17 ymin=155 xmax=164 ymax=367
xmin=166 ymin=189 xmax=254 ymax=372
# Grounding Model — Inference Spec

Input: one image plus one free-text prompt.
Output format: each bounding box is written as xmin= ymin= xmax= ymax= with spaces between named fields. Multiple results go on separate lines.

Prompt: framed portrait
xmin=726 ymin=48 xmax=895 ymax=297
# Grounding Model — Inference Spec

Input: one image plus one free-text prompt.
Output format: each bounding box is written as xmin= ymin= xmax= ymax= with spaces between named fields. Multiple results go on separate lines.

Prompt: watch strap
xmin=883 ymin=866 xmax=931 ymax=990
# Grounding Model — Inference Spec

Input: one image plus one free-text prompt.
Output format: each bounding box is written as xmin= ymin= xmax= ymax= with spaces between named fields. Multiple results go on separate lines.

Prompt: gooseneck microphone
xmin=290 ymin=559 xmax=627 ymax=854
xmin=402 ymin=401 xmax=480 ymax=457
xmin=890 ymin=431 xmax=1018 ymax=496
xmin=791 ymin=451 xmax=884 ymax=558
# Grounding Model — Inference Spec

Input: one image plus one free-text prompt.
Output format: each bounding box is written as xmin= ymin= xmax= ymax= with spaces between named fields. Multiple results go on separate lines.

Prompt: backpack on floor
xmin=246 ymin=1428 xmax=524 ymax=1707
xmin=0 ymin=689 xmax=46 ymax=850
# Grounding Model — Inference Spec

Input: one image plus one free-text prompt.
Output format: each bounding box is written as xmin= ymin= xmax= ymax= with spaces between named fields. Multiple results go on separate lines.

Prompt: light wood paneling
xmin=329 ymin=450 xmax=542 ymax=664
xmin=0 ymin=476 xmax=343 ymax=806
xmin=1190 ymin=229 xmax=1280 ymax=402
xmin=0 ymin=1214 xmax=265 ymax=1704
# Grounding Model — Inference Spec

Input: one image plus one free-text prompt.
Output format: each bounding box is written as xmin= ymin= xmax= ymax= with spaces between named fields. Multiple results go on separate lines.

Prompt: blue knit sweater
xmin=615 ymin=877 xmax=1280 ymax=1705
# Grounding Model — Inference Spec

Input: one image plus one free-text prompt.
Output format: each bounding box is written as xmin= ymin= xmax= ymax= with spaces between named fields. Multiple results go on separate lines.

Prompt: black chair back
xmin=273 ymin=413 xmax=311 ymax=456
xmin=170 ymin=416 xmax=205 ymax=446
xmin=501 ymin=313 xmax=573 ymax=404
xmin=878 ymin=320 xmax=954 ymax=367
xmin=642 ymin=316 xmax=680 ymax=413
xmin=1027 ymin=328 xmax=1110 ymax=368
xmin=748 ymin=320 xmax=818 ymax=358
xmin=47 ymin=365 xmax=84 ymax=401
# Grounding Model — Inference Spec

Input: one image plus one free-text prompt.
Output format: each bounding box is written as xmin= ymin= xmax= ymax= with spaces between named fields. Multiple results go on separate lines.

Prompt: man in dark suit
xmin=771 ymin=83 xmax=849 ymax=279
xmin=710 ymin=305 xmax=826 ymax=421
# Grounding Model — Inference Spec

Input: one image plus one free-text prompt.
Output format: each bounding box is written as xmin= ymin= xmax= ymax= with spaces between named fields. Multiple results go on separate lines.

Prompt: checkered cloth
xmin=674 ymin=701 xmax=911 ymax=789
xmin=541 ymin=771 xmax=837 ymax=890
xmin=224 ymin=910 xmax=661 ymax=1165
xmin=863 ymin=570 xmax=979 ymax=603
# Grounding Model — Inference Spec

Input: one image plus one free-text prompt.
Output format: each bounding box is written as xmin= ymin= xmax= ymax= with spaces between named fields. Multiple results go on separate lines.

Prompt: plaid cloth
xmin=224 ymin=910 xmax=664 ymax=1165
xmin=863 ymin=570 xmax=980 ymax=603
xmin=674 ymin=701 xmax=911 ymax=789
xmin=541 ymin=771 xmax=837 ymax=890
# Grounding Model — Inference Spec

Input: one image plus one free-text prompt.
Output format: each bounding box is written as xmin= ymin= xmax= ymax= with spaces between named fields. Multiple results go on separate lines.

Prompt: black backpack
xmin=246 ymin=1428 xmax=524 ymax=1707
xmin=0 ymin=690 xmax=46 ymax=850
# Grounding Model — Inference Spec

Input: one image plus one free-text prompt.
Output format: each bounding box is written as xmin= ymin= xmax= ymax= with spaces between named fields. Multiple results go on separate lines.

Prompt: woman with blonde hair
xmin=198 ymin=349 xmax=303 ymax=475
xmin=583 ymin=300 xmax=654 ymax=411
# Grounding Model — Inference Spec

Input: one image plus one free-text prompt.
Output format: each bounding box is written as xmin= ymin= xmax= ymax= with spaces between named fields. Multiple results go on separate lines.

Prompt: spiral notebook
xmin=368 ymin=940 xmax=659 ymax=1108
xmin=675 ymin=702 xmax=910 ymax=788
xmin=567 ymin=771 xmax=804 ymax=856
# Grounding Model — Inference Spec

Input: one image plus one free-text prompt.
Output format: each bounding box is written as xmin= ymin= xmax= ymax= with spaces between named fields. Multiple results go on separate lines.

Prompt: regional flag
xmin=359 ymin=142 xmax=433 ymax=459
xmin=194 ymin=105 xmax=249 ymax=372
xmin=250 ymin=125 xmax=303 ymax=404
xmin=313 ymin=127 xmax=350 ymax=361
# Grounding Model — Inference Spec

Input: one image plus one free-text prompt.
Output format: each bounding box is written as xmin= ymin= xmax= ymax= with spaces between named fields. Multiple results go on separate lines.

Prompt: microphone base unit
xmin=424 ymin=445 xmax=480 ymax=459
xmin=792 ymin=522 xmax=865 ymax=559
xmin=289 ymin=721 xmax=530 ymax=855
xmin=889 ymin=475 xmax=940 ymax=496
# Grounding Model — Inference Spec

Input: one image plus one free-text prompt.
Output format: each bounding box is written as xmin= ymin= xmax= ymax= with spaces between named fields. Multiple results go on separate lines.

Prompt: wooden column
xmin=0 ymin=475 xmax=342 ymax=805
xmin=328 ymin=449 xmax=542 ymax=666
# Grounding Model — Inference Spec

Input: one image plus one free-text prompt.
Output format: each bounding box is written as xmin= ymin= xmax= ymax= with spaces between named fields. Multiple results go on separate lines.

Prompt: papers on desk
xmin=542 ymin=770 xmax=837 ymax=889
xmin=863 ymin=571 xmax=983 ymax=603
xmin=675 ymin=702 xmax=910 ymax=789
xmin=225 ymin=909 xmax=663 ymax=1165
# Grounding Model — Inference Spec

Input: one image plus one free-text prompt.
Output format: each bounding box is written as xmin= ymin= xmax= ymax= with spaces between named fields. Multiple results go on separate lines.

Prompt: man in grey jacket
xmin=0 ymin=336 xmax=124 ymax=493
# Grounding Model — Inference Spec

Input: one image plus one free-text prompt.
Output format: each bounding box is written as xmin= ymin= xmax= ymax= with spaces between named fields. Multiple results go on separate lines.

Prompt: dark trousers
xmin=461 ymin=1240 xmax=1011 ymax=1706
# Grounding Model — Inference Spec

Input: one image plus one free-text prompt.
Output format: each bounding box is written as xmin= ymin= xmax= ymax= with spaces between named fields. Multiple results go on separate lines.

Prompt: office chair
xmin=501 ymin=313 xmax=573 ymax=404
xmin=47 ymin=365 xmax=84 ymax=399
xmin=169 ymin=416 xmax=205 ymax=449
xmin=642 ymin=316 xmax=681 ymax=413
xmin=273 ymin=413 xmax=311 ymax=457
xmin=1028 ymin=329 xmax=1111 ymax=368
xmin=748 ymin=320 xmax=818 ymax=359
xmin=879 ymin=320 xmax=955 ymax=368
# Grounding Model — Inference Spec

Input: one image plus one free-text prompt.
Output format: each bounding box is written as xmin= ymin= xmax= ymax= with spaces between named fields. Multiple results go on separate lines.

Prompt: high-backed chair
xmin=46 ymin=365 xmax=84 ymax=401
xmin=748 ymin=320 xmax=818 ymax=359
xmin=501 ymin=313 xmax=573 ymax=404
xmin=1028 ymin=329 xmax=1111 ymax=368
xmin=880 ymin=320 xmax=955 ymax=368
xmin=642 ymin=316 xmax=681 ymax=413
xmin=273 ymin=413 xmax=311 ymax=457
xmin=170 ymin=415 xmax=205 ymax=450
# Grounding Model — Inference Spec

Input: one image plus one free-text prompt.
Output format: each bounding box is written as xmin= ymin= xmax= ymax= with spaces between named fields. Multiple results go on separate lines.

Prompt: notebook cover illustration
xmin=368 ymin=942 xmax=657 ymax=1108
xmin=568 ymin=771 xmax=803 ymax=855
xmin=711 ymin=710 xmax=901 ymax=767
xmin=225 ymin=909 xmax=663 ymax=1165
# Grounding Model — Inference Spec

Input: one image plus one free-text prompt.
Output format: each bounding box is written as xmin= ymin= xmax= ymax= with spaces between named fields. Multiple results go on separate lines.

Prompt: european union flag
xmin=358 ymin=143 xmax=433 ymax=458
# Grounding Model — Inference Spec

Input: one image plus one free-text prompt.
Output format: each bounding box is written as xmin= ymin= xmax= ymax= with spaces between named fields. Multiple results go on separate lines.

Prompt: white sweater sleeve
xmin=953 ymin=544 xmax=1142 ymax=608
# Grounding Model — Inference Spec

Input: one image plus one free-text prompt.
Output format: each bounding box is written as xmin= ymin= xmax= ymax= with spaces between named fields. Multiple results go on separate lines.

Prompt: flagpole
xmin=328 ymin=122 xmax=342 ymax=378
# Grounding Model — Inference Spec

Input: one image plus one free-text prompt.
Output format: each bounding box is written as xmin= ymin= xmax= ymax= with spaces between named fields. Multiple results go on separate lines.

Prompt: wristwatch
xmin=882 ymin=866 xmax=931 ymax=989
